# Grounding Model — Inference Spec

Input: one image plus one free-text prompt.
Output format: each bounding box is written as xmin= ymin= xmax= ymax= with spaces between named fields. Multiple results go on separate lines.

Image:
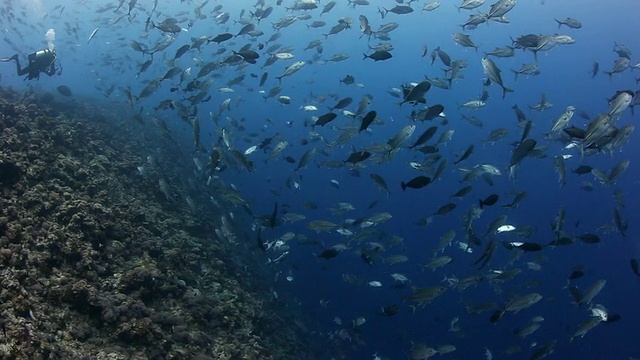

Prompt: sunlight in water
xmin=18 ymin=0 xmax=45 ymax=18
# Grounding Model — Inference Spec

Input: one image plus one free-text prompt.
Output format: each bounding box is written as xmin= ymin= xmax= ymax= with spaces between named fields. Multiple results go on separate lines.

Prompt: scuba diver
xmin=1 ymin=48 xmax=61 ymax=80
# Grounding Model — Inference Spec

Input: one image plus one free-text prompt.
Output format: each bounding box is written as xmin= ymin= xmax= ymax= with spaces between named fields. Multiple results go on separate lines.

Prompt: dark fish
xmin=345 ymin=151 xmax=371 ymax=165
xmin=137 ymin=59 xmax=153 ymax=77
xmin=571 ymin=165 xmax=593 ymax=175
xmin=150 ymin=19 xmax=181 ymax=34
xmin=631 ymin=259 xmax=640 ymax=277
xmin=269 ymin=202 xmax=278 ymax=228
xmin=127 ymin=0 xmax=137 ymax=16
xmin=208 ymin=148 xmax=220 ymax=173
xmin=490 ymin=309 xmax=506 ymax=323
xmin=451 ymin=185 xmax=473 ymax=199
xmin=173 ymin=44 xmax=190 ymax=59
xmin=144 ymin=16 xmax=151 ymax=32
xmin=380 ymin=304 xmax=399 ymax=316
xmin=467 ymin=229 xmax=482 ymax=247
xmin=569 ymin=267 xmax=585 ymax=280
xmin=605 ymin=314 xmax=621 ymax=323
xmin=577 ymin=233 xmax=600 ymax=244
xmin=434 ymin=203 xmax=456 ymax=216
xmin=589 ymin=62 xmax=599 ymax=78
xmin=235 ymin=49 xmax=260 ymax=62
xmin=340 ymin=74 xmax=355 ymax=85
xmin=259 ymin=72 xmax=268 ymax=87
xmin=409 ymin=126 xmax=437 ymax=149
xmin=613 ymin=208 xmax=627 ymax=237
xmin=401 ymin=176 xmax=431 ymax=191
xmin=414 ymin=145 xmax=437 ymax=154
xmin=114 ymin=0 xmax=125 ymax=12
xmin=480 ymin=89 xmax=490 ymax=102
xmin=161 ymin=67 xmax=181 ymax=81
xmin=479 ymin=194 xmax=499 ymax=209
xmin=512 ymin=104 xmax=527 ymax=122
xmin=547 ymin=236 xmax=573 ymax=247
xmin=568 ymin=285 xmax=582 ymax=304
xmin=209 ymin=33 xmax=233 ymax=43
xmin=508 ymin=139 xmax=536 ymax=168
xmin=256 ymin=228 xmax=267 ymax=252
xmin=555 ymin=17 xmax=581 ymax=28
xmin=236 ymin=24 xmax=255 ymax=37
xmin=359 ymin=111 xmax=377 ymax=132
xmin=331 ymin=97 xmax=353 ymax=110
xmin=504 ymin=241 xmax=544 ymax=252
xmin=363 ymin=50 xmax=393 ymax=61
xmin=318 ymin=248 xmax=339 ymax=259
xmin=56 ymin=85 xmax=72 ymax=96
xmin=399 ymin=81 xmax=431 ymax=106
xmin=576 ymin=108 xmax=591 ymax=120
xmin=473 ymin=239 xmax=496 ymax=269
xmin=510 ymin=117 xmax=527 ymax=139
xmin=315 ymin=112 xmax=337 ymax=127
xmin=424 ymin=104 xmax=444 ymax=120
xmin=294 ymin=148 xmax=315 ymax=171
xmin=454 ymin=145 xmax=474 ymax=164
xmin=380 ymin=5 xmax=414 ymax=18
xmin=563 ymin=126 xmax=586 ymax=140
xmin=434 ymin=46 xmax=451 ymax=66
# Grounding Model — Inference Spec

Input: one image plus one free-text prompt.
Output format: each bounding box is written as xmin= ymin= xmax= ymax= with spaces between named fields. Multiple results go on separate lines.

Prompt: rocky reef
xmin=0 ymin=88 xmax=325 ymax=359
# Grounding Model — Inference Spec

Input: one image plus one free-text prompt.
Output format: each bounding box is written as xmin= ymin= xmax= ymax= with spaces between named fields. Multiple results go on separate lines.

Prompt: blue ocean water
xmin=1 ymin=0 xmax=639 ymax=359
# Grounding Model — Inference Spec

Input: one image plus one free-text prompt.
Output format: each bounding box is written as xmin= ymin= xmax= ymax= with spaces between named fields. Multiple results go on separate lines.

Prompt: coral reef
xmin=0 ymin=88 xmax=324 ymax=359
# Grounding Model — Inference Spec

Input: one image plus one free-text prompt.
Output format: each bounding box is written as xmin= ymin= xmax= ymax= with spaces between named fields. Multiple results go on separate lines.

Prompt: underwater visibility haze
xmin=0 ymin=0 xmax=639 ymax=359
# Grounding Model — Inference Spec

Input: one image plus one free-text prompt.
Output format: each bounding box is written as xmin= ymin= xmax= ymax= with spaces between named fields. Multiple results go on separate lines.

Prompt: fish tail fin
xmin=378 ymin=7 xmax=386 ymax=19
xmin=554 ymin=19 xmax=562 ymax=29
xmin=604 ymin=71 xmax=612 ymax=79
xmin=362 ymin=53 xmax=368 ymax=60
xmin=479 ymin=200 xmax=484 ymax=209
xmin=401 ymin=182 xmax=407 ymax=191
xmin=502 ymin=87 xmax=513 ymax=99
xmin=512 ymin=70 xmax=519 ymax=81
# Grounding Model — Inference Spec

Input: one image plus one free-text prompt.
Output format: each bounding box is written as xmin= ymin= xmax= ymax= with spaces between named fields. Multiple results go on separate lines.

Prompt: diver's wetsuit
xmin=1 ymin=49 xmax=57 ymax=80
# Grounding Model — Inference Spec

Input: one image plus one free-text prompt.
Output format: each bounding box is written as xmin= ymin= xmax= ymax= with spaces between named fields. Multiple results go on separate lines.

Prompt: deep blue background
xmin=1 ymin=0 xmax=639 ymax=359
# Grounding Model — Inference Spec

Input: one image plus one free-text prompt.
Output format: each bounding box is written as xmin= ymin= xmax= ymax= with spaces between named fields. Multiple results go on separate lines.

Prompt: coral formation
xmin=0 ymin=88 xmax=323 ymax=359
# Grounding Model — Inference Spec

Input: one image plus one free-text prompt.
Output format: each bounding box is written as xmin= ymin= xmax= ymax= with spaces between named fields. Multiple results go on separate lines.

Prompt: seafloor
xmin=0 ymin=87 xmax=323 ymax=359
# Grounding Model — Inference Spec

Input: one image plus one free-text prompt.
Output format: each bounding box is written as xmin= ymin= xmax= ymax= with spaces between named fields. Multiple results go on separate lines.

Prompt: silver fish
xmin=87 ymin=27 xmax=99 ymax=44
xmin=550 ymin=106 xmax=575 ymax=132
xmin=481 ymin=57 xmax=513 ymax=98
